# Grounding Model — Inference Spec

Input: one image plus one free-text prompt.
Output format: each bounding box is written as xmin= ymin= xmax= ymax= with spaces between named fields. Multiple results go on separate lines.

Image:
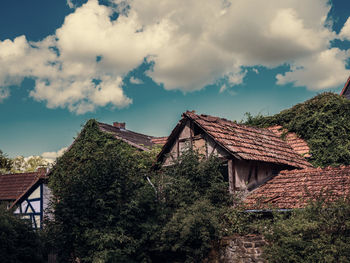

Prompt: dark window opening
xmin=193 ymin=123 xmax=202 ymax=136
xmin=219 ymin=162 xmax=229 ymax=182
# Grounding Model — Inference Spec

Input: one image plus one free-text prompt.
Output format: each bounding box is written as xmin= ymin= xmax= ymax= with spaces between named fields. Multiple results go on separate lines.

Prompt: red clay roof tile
xmin=151 ymin=136 xmax=168 ymax=145
xmin=244 ymin=166 xmax=350 ymax=209
xmin=267 ymin=125 xmax=310 ymax=157
xmin=184 ymin=112 xmax=311 ymax=169
xmin=0 ymin=171 xmax=45 ymax=201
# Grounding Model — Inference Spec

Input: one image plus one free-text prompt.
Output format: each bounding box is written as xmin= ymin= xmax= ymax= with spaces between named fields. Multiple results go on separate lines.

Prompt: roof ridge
xmin=98 ymin=122 xmax=154 ymax=139
xmin=0 ymin=171 xmax=40 ymax=176
xmin=188 ymin=111 xmax=283 ymax=135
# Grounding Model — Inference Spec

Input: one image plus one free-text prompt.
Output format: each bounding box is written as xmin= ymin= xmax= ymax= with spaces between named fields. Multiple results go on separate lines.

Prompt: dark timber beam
xmin=228 ymin=159 xmax=235 ymax=194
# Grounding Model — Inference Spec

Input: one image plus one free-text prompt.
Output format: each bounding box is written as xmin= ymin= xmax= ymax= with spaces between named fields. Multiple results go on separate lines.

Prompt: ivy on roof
xmin=244 ymin=92 xmax=350 ymax=167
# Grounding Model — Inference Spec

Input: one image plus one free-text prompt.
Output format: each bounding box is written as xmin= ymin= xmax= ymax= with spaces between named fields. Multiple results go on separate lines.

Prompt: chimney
xmin=113 ymin=122 xmax=126 ymax=129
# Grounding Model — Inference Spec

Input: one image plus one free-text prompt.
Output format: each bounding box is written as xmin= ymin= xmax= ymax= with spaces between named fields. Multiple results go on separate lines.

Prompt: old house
xmin=156 ymin=111 xmax=311 ymax=193
xmin=0 ymin=168 xmax=50 ymax=229
xmin=340 ymin=75 xmax=350 ymax=99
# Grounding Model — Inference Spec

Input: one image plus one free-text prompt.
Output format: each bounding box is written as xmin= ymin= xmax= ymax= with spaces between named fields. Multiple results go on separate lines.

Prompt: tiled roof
xmin=184 ymin=111 xmax=311 ymax=169
xmin=267 ymin=125 xmax=310 ymax=157
xmin=0 ymin=170 xmax=46 ymax=201
xmin=244 ymin=166 xmax=350 ymax=209
xmin=151 ymin=136 xmax=168 ymax=145
xmin=98 ymin=122 xmax=155 ymax=151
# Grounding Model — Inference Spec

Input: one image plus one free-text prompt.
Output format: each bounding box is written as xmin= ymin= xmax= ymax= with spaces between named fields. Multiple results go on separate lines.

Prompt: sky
xmin=0 ymin=0 xmax=349 ymax=160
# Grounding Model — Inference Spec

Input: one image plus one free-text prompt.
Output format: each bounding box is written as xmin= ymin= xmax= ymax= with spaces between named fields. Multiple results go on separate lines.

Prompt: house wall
xmin=162 ymin=119 xmax=282 ymax=192
xmin=163 ymin=121 xmax=229 ymax=166
xmin=234 ymin=160 xmax=277 ymax=191
xmin=13 ymin=182 xmax=52 ymax=229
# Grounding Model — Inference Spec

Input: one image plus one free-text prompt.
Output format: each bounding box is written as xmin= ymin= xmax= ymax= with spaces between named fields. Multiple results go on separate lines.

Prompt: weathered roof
xmin=0 ymin=170 xmax=46 ymax=201
xmin=98 ymin=122 xmax=155 ymax=151
xmin=267 ymin=125 xmax=310 ymax=157
xmin=340 ymin=75 xmax=350 ymax=99
xmin=244 ymin=166 xmax=350 ymax=209
xmin=151 ymin=136 xmax=168 ymax=145
xmin=179 ymin=111 xmax=311 ymax=168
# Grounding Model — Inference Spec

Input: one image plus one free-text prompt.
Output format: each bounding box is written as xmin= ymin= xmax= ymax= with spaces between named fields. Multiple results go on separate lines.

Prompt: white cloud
xmin=339 ymin=17 xmax=350 ymax=40
xmin=219 ymin=84 xmax=227 ymax=93
xmin=129 ymin=76 xmax=143 ymax=84
xmin=276 ymin=48 xmax=350 ymax=90
xmin=0 ymin=0 xmax=349 ymax=113
xmin=228 ymin=69 xmax=247 ymax=86
xmin=67 ymin=0 xmax=75 ymax=9
xmin=41 ymin=147 xmax=68 ymax=163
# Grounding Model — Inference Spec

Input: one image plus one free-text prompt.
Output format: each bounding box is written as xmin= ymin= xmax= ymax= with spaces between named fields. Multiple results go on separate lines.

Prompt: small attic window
xmin=193 ymin=123 xmax=202 ymax=136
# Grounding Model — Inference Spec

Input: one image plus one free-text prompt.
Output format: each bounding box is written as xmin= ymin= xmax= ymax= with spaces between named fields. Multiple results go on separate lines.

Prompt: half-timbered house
xmin=0 ymin=168 xmax=50 ymax=229
xmin=156 ymin=111 xmax=311 ymax=193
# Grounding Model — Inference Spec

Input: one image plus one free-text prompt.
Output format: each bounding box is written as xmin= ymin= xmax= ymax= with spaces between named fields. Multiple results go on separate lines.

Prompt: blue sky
xmin=0 ymin=0 xmax=349 ymax=159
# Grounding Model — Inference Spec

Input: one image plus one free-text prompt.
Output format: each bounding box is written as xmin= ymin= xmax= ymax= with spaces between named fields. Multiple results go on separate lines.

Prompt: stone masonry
xmin=206 ymin=234 xmax=266 ymax=263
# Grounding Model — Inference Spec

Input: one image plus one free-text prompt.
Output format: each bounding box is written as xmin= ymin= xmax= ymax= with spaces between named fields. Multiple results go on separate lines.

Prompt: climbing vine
xmin=244 ymin=92 xmax=350 ymax=167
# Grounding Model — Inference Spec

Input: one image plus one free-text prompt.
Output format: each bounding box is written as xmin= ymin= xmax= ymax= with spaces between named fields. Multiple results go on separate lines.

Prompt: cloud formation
xmin=41 ymin=147 xmax=68 ymax=163
xmin=0 ymin=0 xmax=349 ymax=113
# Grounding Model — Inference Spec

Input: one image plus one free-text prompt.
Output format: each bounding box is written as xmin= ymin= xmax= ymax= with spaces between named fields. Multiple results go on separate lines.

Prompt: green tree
xmin=11 ymin=156 xmax=48 ymax=173
xmin=154 ymin=149 xmax=231 ymax=263
xmin=262 ymin=196 xmax=350 ymax=263
xmin=48 ymin=120 xmax=160 ymax=262
xmin=0 ymin=207 xmax=44 ymax=263
xmin=0 ymin=150 xmax=12 ymax=174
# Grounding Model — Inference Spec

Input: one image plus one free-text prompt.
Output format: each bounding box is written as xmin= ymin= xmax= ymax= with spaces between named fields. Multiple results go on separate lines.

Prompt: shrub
xmin=262 ymin=196 xmax=350 ymax=263
xmin=0 ymin=208 xmax=44 ymax=263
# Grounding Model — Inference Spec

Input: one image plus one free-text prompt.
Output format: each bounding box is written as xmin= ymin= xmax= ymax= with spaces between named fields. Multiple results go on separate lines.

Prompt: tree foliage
xmin=0 ymin=150 xmax=12 ymax=174
xmin=154 ymin=150 xmax=231 ymax=262
xmin=47 ymin=120 xmax=232 ymax=262
xmin=11 ymin=155 xmax=49 ymax=173
xmin=262 ymin=196 xmax=350 ymax=263
xmin=0 ymin=207 xmax=44 ymax=263
xmin=48 ymin=119 xmax=159 ymax=262
xmin=244 ymin=92 xmax=350 ymax=167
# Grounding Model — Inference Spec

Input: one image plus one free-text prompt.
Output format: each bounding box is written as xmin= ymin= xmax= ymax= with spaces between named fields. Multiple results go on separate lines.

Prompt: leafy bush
xmin=244 ymin=92 xmax=350 ymax=167
xmin=153 ymin=150 xmax=231 ymax=262
xmin=0 ymin=208 xmax=44 ymax=263
xmin=262 ymin=196 xmax=350 ymax=263
xmin=159 ymin=199 xmax=221 ymax=263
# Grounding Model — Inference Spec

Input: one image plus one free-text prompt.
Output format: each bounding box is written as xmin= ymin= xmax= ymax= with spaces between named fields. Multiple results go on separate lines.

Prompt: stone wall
xmin=206 ymin=234 xmax=266 ymax=263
